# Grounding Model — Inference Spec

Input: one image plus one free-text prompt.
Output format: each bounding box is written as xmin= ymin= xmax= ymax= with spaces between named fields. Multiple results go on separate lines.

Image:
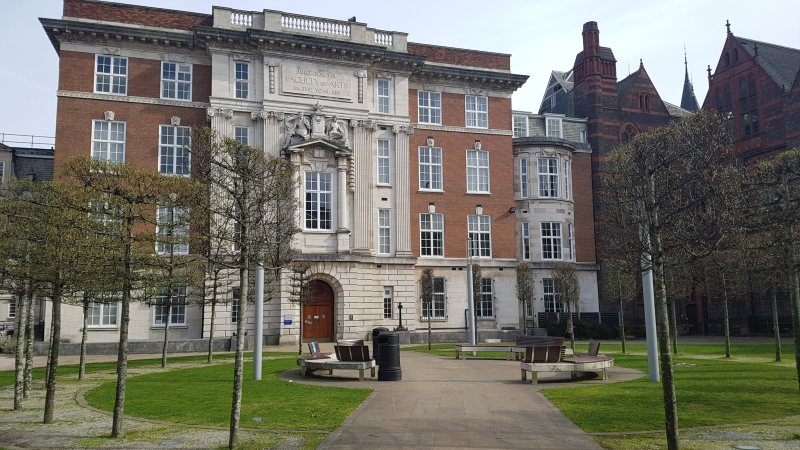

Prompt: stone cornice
xmin=57 ymin=90 xmax=210 ymax=109
xmin=413 ymin=123 xmax=512 ymax=136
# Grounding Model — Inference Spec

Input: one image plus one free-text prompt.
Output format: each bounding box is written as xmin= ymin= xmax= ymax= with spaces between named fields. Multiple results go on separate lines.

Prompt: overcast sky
xmin=1 ymin=0 xmax=798 ymax=141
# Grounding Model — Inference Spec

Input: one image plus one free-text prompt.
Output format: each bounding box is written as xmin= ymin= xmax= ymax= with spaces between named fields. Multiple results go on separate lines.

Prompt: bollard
xmin=377 ymin=331 xmax=402 ymax=381
xmin=372 ymin=327 xmax=389 ymax=361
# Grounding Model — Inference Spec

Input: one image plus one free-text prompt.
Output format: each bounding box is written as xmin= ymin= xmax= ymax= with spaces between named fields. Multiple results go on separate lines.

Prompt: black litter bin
xmin=377 ymin=331 xmax=402 ymax=381
xmin=372 ymin=327 xmax=389 ymax=360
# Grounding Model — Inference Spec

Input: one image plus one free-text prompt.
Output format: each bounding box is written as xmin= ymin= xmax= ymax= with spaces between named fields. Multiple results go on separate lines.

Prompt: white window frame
xmin=377 ymin=79 xmax=390 ymax=114
xmin=465 ymin=95 xmax=488 ymax=128
xmin=541 ymin=222 xmax=563 ymax=260
xmin=568 ymin=223 xmax=575 ymax=261
xmin=564 ymin=159 xmax=570 ymax=199
xmin=383 ymin=287 xmax=393 ymax=319
xmin=377 ymin=139 xmax=390 ymax=185
xmin=520 ymin=158 xmax=528 ymax=198
xmin=468 ymin=214 xmax=491 ymax=258
xmin=235 ymin=62 xmax=249 ymax=99
xmin=0 ymin=161 xmax=5 ymax=183
xmin=87 ymin=302 xmax=119 ymax=328
xmin=92 ymin=120 xmax=126 ymax=163
xmin=304 ymin=172 xmax=333 ymax=231
xmin=379 ymin=209 xmax=391 ymax=255
xmin=580 ymin=130 xmax=588 ymax=143
xmin=513 ymin=115 xmax=528 ymax=138
xmin=522 ymin=222 xmax=530 ymax=261
xmin=420 ymin=212 xmax=444 ymax=257
xmin=419 ymin=146 xmax=443 ymax=191
xmin=94 ymin=55 xmax=127 ymax=96
xmin=422 ymin=277 xmax=446 ymax=319
xmin=476 ymin=277 xmax=494 ymax=318
xmin=538 ymin=158 xmax=559 ymax=198
xmin=153 ymin=286 xmax=187 ymax=327
xmin=550 ymin=95 xmax=556 ymax=109
xmin=234 ymin=126 xmax=250 ymax=145
xmin=231 ymin=288 xmax=240 ymax=324
xmin=418 ymin=91 xmax=442 ymax=125
xmin=161 ymin=62 xmax=192 ymax=101
xmin=8 ymin=300 xmax=16 ymax=318
xmin=156 ymin=205 xmax=190 ymax=255
xmin=159 ymin=125 xmax=191 ymax=176
xmin=543 ymin=278 xmax=564 ymax=312
xmin=466 ymin=150 xmax=490 ymax=193
xmin=546 ymin=117 xmax=563 ymax=138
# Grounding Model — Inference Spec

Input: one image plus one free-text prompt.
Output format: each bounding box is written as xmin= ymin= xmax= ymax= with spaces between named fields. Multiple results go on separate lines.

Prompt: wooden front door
xmin=302 ymin=281 xmax=334 ymax=342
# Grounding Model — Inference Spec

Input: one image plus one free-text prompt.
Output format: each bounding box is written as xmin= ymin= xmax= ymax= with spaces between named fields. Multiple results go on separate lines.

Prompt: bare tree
xmin=516 ymin=263 xmax=534 ymax=334
xmin=600 ymin=260 xmax=636 ymax=353
xmin=597 ymin=110 xmax=738 ymax=449
xmin=552 ymin=262 xmax=580 ymax=351
xmin=288 ymin=263 xmax=317 ymax=355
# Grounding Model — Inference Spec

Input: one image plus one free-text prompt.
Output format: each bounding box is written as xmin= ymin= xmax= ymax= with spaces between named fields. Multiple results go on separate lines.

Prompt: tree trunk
xmin=567 ymin=302 xmax=575 ymax=352
xmin=791 ymin=267 xmax=800 ymax=395
xmin=619 ymin=299 xmax=626 ymax=354
xmin=43 ymin=284 xmax=62 ymax=424
xmin=428 ymin=301 xmax=432 ymax=351
xmin=79 ymin=301 xmax=89 ymax=379
xmin=771 ymin=288 xmax=781 ymax=362
xmin=722 ymin=272 xmax=731 ymax=358
xmin=45 ymin=322 xmax=53 ymax=383
xmin=13 ymin=292 xmax=29 ymax=410
xmin=162 ymin=305 xmax=171 ymax=368
xmin=298 ymin=301 xmax=303 ymax=355
xmin=655 ymin=260 xmax=679 ymax=450
xmin=670 ymin=298 xmax=678 ymax=355
xmin=229 ymin=266 xmax=249 ymax=449
xmin=24 ymin=291 xmax=35 ymax=399
xmin=112 ymin=223 xmax=133 ymax=438
xmin=208 ymin=298 xmax=216 ymax=364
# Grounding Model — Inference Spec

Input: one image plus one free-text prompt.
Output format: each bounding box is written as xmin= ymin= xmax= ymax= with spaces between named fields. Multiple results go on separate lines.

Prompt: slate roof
xmin=737 ymin=36 xmax=800 ymax=91
xmin=573 ymin=47 xmax=617 ymax=67
xmin=615 ymin=71 xmax=638 ymax=104
xmin=680 ymin=63 xmax=700 ymax=111
xmin=664 ymin=101 xmax=691 ymax=118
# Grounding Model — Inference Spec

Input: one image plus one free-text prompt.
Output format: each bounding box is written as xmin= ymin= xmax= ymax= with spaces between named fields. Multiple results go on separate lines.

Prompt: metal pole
xmin=253 ymin=263 xmax=264 ymax=380
xmin=641 ymin=253 xmax=660 ymax=382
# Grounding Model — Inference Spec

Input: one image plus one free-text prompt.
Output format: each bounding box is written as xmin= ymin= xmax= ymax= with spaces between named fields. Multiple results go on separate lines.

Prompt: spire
xmin=680 ymin=46 xmax=700 ymax=111
xmin=726 ymin=20 xmax=731 ymax=34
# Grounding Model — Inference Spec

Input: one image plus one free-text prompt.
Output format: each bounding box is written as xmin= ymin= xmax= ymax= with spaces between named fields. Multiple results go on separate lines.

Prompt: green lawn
xmin=406 ymin=342 xmax=799 ymax=433
xmin=83 ymin=358 xmax=371 ymax=431
xmin=0 ymin=351 xmax=292 ymax=388
xmin=402 ymin=343 xmax=516 ymax=359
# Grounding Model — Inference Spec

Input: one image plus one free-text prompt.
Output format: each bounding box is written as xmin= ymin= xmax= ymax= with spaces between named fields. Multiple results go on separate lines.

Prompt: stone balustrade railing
xmin=212 ymin=7 xmax=407 ymax=52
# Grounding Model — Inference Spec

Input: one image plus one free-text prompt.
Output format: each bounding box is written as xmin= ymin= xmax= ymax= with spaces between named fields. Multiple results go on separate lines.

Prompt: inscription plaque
xmin=281 ymin=65 xmax=354 ymax=102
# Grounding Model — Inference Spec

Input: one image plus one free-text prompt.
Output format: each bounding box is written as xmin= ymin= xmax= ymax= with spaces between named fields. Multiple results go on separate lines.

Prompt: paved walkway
xmin=282 ymin=345 xmax=643 ymax=450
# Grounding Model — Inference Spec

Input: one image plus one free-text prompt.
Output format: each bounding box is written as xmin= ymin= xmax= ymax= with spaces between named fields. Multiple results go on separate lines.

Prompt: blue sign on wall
xmin=284 ymin=319 xmax=292 ymax=325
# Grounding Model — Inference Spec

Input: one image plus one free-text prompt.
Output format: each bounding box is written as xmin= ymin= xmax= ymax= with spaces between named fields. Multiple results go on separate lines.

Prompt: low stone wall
xmin=32 ymin=335 xmax=281 ymax=357
xmin=366 ymin=329 xmax=537 ymax=345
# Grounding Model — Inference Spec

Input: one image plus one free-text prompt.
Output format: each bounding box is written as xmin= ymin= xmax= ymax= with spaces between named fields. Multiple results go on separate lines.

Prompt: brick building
xmin=536 ymin=21 xmax=693 ymax=326
xmin=38 ymin=0 xmax=536 ymax=346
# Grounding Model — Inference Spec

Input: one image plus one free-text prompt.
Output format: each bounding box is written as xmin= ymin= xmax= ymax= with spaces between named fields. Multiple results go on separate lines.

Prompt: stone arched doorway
xmin=302 ymin=280 xmax=334 ymax=342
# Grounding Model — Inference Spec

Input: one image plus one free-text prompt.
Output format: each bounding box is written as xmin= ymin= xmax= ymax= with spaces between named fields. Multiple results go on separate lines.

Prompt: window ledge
xmin=417 ymin=190 xmax=445 ymax=194
xmin=477 ymin=318 xmax=496 ymax=321
xmin=160 ymin=97 xmax=193 ymax=102
xmin=85 ymin=327 xmax=119 ymax=331
xmin=151 ymin=325 xmax=188 ymax=330
xmin=419 ymin=317 xmax=447 ymax=322
xmin=303 ymin=230 xmax=337 ymax=234
xmin=376 ymin=184 xmax=393 ymax=188
xmin=466 ymin=126 xmax=489 ymax=130
xmin=466 ymin=192 xmax=492 ymax=195
xmin=93 ymin=91 xmax=127 ymax=97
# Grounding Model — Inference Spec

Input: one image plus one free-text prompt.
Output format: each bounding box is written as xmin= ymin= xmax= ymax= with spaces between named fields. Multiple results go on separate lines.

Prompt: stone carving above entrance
xmin=281 ymin=111 xmax=350 ymax=149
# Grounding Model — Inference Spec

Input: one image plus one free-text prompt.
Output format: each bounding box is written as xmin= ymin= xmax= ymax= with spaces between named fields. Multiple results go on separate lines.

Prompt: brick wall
xmin=571 ymin=152 xmax=595 ymax=263
xmin=408 ymin=131 xmax=516 ymax=260
xmin=58 ymin=50 xmax=212 ymax=103
xmin=408 ymin=43 xmax=510 ymax=71
xmin=63 ymin=0 xmax=211 ymax=31
xmin=409 ymin=89 xmax=511 ymax=130
xmin=54 ymin=97 xmax=208 ymax=180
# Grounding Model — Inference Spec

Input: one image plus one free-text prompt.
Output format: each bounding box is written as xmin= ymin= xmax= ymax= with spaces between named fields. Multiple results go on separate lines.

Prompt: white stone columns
xmin=337 ymin=161 xmax=349 ymax=232
xmin=393 ymin=125 xmax=414 ymax=257
xmin=251 ymin=111 xmax=265 ymax=151
xmin=264 ymin=113 xmax=284 ymax=157
xmin=351 ymin=120 xmax=377 ymax=255
xmin=207 ymin=108 xmax=233 ymax=138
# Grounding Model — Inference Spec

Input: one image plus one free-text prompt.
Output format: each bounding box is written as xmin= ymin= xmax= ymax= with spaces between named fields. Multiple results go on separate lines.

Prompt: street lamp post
xmin=395 ymin=303 xmax=406 ymax=331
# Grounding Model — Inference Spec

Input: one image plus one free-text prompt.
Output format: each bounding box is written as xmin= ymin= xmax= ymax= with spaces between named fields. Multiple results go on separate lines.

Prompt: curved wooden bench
xmin=520 ymin=355 xmax=613 ymax=384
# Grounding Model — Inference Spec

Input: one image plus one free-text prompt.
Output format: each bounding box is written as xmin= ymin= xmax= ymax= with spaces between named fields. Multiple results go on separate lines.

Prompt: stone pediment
xmin=286 ymin=138 xmax=351 ymax=155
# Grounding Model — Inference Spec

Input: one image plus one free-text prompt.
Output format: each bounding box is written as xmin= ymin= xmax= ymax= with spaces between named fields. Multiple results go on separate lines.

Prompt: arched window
xmin=740 ymin=75 xmax=759 ymax=136
xmin=620 ymin=125 xmax=637 ymax=144
xmin=639 ymin=94 xmax=644 ymax=110
xmin=725 ymin=53 xmax=730 ymax=67
xmin=716 ymin=89 xmax=724 ymax=111
xmin=644 ymin=95 xmax=650 ymax=111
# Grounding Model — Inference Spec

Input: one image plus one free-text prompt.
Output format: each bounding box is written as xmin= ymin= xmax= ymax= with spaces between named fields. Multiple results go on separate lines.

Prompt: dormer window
xmin=546 ymin=117 xmax=562 ymax=138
